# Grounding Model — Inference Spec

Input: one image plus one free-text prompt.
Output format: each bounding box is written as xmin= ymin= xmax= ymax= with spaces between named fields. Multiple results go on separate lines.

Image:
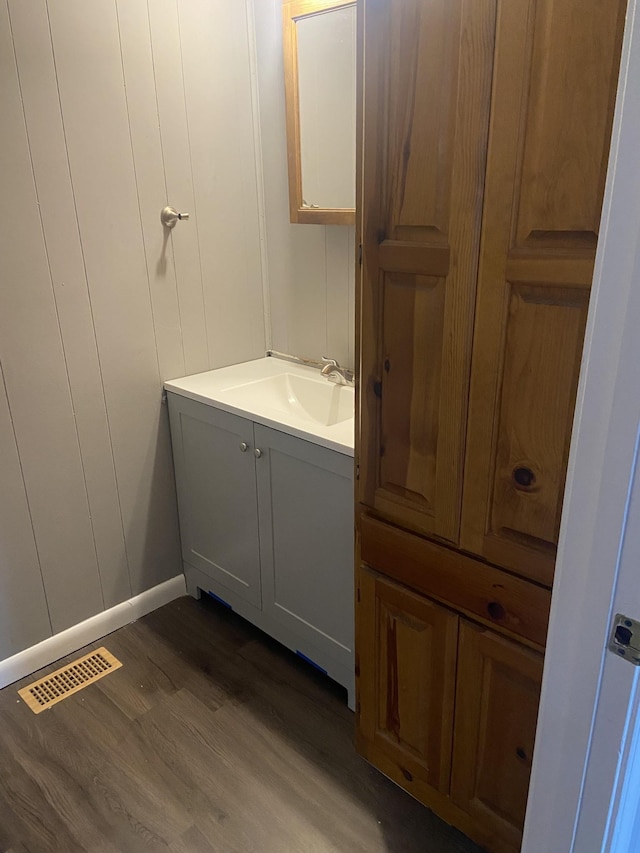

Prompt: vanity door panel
xmin=167 ymin=394 xmax=262 ymax=607
xmin=255 ymin=424 xmax=354 ymax=673
xmin=359 ymin=0 xmax=496 ymax=544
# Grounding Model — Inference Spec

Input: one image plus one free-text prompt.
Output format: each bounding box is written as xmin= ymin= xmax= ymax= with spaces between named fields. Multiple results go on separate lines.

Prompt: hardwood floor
xmin=0 ymin=595 xmax=482 ymax=852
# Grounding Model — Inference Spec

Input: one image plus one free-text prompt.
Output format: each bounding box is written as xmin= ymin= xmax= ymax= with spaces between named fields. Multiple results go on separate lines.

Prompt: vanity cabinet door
xmin=254 ymin=424 xmax=354 ymax=676
xmin=167 ymin=394 xmax=262 ymax=607
xmin=356 ymin=567 xmax=458 ymax=795
xmin=451 ymin=620 xmax=543 ymax=851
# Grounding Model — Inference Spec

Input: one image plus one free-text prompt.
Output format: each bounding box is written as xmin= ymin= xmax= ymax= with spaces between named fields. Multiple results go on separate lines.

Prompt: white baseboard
xmin=0 ymin=575 xmax=186 ymax=690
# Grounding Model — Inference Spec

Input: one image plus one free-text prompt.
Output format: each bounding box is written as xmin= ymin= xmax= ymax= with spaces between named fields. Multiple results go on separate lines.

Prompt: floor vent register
xmin=18 ymin=647 xmax=122 ymax=714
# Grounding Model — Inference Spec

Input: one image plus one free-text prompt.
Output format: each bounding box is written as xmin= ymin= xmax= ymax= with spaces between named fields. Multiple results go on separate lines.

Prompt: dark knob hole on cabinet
xmin=513 ymin=466 xmax=536 ymax=488
xmin=516 ymin=747 xmax=527 ymax=761
xmin=487 ymin=601 xmax=506 ymax=621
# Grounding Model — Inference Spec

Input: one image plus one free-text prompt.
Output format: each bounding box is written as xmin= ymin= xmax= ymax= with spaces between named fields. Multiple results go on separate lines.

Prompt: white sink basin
xmin=164 ymin=357 xmax=355 ymax=456
xmin=221 ymin=373 xmax=353 ymax=427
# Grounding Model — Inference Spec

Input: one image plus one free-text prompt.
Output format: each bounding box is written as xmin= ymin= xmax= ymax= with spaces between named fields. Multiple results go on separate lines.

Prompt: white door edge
xmin=522 ymin=1 xmax=640 ymax=850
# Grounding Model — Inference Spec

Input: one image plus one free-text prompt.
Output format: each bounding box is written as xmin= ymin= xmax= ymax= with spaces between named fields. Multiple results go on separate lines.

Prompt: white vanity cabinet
xmin=169 ymin=396 xmax=262 ymax=606
xmin=167 ymin=391 xmax=355 ymax=706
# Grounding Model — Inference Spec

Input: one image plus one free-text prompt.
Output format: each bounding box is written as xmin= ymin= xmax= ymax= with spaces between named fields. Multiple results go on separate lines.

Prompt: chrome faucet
xmin=321 ymin=357 xmax=355 ymax=386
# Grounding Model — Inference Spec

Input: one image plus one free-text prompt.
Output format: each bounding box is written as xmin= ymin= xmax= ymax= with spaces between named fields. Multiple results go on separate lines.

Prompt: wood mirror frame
xmin=282 ymin=0 xmax=356 ymax=226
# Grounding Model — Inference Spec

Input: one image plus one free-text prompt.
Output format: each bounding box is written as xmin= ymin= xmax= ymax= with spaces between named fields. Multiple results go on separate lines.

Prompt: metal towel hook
xmin=161 ymin=206 xmax=190 ymax=228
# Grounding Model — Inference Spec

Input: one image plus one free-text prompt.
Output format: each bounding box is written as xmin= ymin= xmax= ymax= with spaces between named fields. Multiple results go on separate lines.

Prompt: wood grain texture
xmin=354 ymin=0 xmax=364 ymax=490
xmin=354 ymin=566 xmax=529 ymax=853
xmin=489 ymin=285 xmax=589 ymax=552
xmin=355 ymin=730 xmax=518 ymax=853
xmin=378 ymin=274 xmax=446 ymax=524
xmin=355 ymin=0 xmax=626 ymax=848
xmin=282 ymin=0 xmax=305 ymax=223
xmin=0 ymin=596 xmax=481 ymax=853
xmin=348 ymin=226 xmax=357 ymax=369
xmin=360 ymin=513 xmax=550 ymax=649
xmin=513 ymin=0 xmax=624 ymax=248
xmin=357 ymin=568 xmax=458 ymax=793
xmin=460 ymin=0 xmax=627 ymax=582
xmin=359 ymin=0 xmax=496 ymax=544
xmin=451 ymin=621 xmax=543 ymax=851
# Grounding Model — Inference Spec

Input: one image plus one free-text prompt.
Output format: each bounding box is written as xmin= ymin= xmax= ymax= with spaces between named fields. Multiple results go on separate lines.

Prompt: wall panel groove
xmin=0 ymin=0 xmax=268 ymax=660
xmin=114 ymin=0 xmax=164 ymax=385
xmin=0 ymin=359 xmax=52 ymax=655
xmin=11 ymin=0 xmax=133 ymax=610
xmin=178 ymin=0 xmax=266 ymax=369
xmin=0 ymin=0 xmax=105 ymax=633
xmin=116 ymin=0 xmax=187 ymax=382
xmin=148 ymin=0 xmax=210 ymax=376
xmin=11 ymin=0 xmax=108 ymax=613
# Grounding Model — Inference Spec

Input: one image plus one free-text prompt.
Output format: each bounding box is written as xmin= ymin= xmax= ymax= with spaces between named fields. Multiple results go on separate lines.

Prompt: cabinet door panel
xmin=489 ymin=283 xmax=588 ymax=548
xmin=451 ymin=620 xmax=543 ymax=850
xmin=360 ymin=513 xmax=551 ymax=648
xmin=379 ymin=274 xmax=446 ymax=516
xmin=359 ymin=0 xmax=496 ymax=543
xmin=514 ymin=0 xmax=622 ymax=249
xmin=460 ymin=0 xmax=626 ymax=583
xmin=357 ymin=567 xmax=458 ymax=793
xmin=168 ymin=395 xmax=261 ymax=606
xmin=255 ymin=425 xmax=354 ymax=670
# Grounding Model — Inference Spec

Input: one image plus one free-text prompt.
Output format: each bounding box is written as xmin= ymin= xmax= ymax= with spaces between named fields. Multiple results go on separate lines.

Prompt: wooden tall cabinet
xmin=360 ymin=0 xmax=495 ymax=545
xmin=460 ymin=0 xmax=624 ymax=586
xmin=355 ymin=0 xmax=627 ymax=850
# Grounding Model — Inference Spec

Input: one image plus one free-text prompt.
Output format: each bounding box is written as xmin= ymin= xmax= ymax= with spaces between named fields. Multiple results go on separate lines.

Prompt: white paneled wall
xmin=253 ymin=0 xmax=356 ymax=369
xmin=0 ymin=0 xmax=266 ymax=659
xmin=0 ymin=0 xmax=354 ymax=662
xmin=180 ymin=0 xmax=266 ymax=368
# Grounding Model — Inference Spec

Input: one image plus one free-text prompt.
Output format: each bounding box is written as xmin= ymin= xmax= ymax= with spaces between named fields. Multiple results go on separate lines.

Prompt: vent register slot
xmin=18 ymin=647 xmax=122 ymax=714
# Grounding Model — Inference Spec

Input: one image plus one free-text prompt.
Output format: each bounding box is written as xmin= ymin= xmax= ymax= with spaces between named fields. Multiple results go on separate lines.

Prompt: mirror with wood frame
xmin=282 ymin=0 xmax=356 ymax=225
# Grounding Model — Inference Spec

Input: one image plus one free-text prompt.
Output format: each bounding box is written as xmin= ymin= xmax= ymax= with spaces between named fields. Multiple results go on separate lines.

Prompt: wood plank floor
xmin=0 ymin=595 xmax=483 ymax=852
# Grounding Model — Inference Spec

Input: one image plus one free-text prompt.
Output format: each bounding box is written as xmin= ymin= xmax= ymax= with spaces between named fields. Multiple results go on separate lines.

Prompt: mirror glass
xmin=282 ymin=0 xmax=356 ymax=224
xmin=296 ymin=6 xmax=356 ymax=212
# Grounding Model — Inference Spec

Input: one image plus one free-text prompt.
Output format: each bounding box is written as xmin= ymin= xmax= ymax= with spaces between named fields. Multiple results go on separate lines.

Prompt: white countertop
xmin=164 ymin=357 xmax=355 ymax=456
